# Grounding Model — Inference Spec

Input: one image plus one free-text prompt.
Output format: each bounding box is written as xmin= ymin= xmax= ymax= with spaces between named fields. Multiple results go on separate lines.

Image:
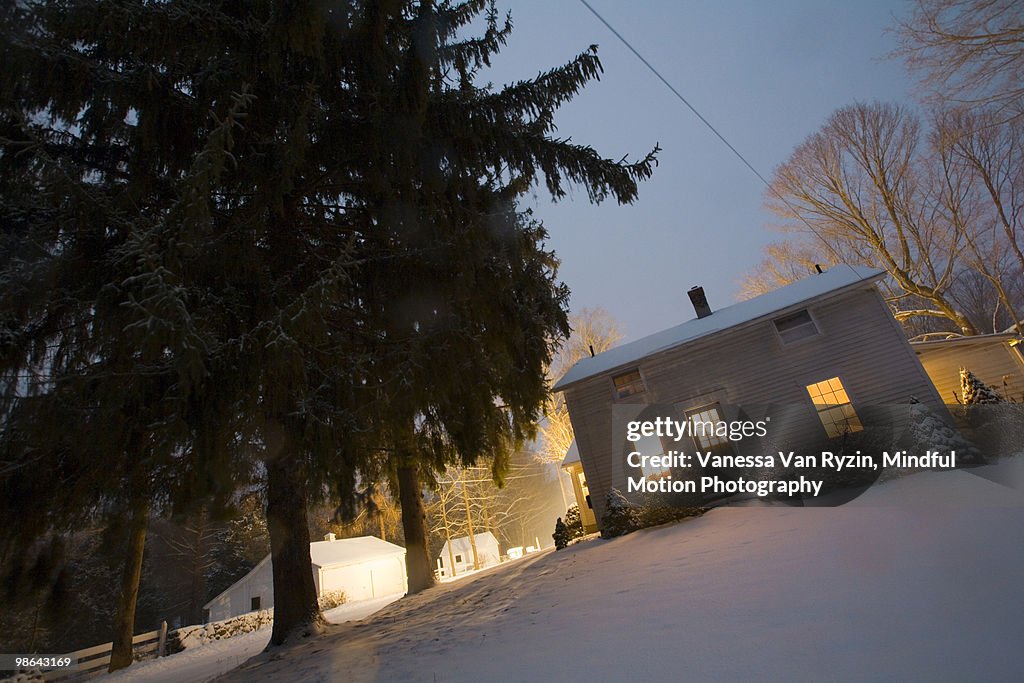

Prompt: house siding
xmin=564 ymin=285 xmax=947 ymax=527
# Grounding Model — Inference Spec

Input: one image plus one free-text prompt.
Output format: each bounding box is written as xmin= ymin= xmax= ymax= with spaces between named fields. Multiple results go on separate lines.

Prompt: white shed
xmin=436 ymin=531 xmax=500 ymax=577
xmin=204 ymin=535 xmax=407 ymax=622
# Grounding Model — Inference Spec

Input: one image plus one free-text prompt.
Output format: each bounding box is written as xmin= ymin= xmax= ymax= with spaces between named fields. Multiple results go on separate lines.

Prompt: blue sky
xmin=478 ymin=0 xmax=917 ymax=341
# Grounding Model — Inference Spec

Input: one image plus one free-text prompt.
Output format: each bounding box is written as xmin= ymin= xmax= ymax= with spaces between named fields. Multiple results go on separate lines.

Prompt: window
xmin=686 ymin=405 xmax=729 ymax=449
xmin=454 ymin=554 xmax=463 ymax=563
xmin=773 ymin=309 xmax=819 ymax=344
xmin=1012 ymin=340 xmax=1024 ymax=364
xmin=251 ymin=596 xmax=261 ymax=611
xmin=633 ymin=434 xmax=670 ymax=478
xmin=806 ymin=377 xmax=862 ymax=438
xmin=613 ymin=369 xmax=645 ymax=398
xmin=577 ymin=471 xmax=592 ymax=508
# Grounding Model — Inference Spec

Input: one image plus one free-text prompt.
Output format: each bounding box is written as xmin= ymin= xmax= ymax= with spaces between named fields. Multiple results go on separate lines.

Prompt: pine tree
xmin=960 ymin=368 xmax=1006 ymax=404
xmin=1 ymin=0 xmax=656 ymax=650
xmin=341 ymin=0 xmax=657 ymax=595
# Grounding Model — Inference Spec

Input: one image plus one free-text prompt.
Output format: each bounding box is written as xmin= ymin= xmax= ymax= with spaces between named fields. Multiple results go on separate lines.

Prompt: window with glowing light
xmin=806 ymin=377 xmax=862 ymax=438
xmin=612 ymin=369 xmax=645 ymax=398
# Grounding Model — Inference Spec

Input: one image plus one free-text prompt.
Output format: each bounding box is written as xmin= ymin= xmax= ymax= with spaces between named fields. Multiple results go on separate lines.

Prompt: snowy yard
xmin=210 ymin=463 xmax=1024 ymax=682
xmin=101 ymin=595 xmax=403 ymax=683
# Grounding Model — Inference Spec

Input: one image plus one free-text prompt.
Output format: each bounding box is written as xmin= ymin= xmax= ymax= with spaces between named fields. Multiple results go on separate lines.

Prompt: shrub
xmin=563 ymin=504 xmax=585 ymax=540
xmin=552 ymin=517 xmax=569 ymax=550
xmin=600 ymin=488 xmax=639 ymax=538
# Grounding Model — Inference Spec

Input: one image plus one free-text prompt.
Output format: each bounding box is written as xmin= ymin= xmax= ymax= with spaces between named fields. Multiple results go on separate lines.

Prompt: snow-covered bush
xmin=563 ymin=505 xmax=585 ymax=541
xmin=552 ymin=517 xmax=569 ymax=550
xmin=636 ymin=502 xmax=706 ymax=528
xmin=904 ymin=397 xmax=981 ymax=466
xmin=960 ymin=367 xmax=1006 ymax=404
xmin=600 ymin=488 xmax=639 ymax=538
xmin=319 ymin=590 xmax=347 ymax=611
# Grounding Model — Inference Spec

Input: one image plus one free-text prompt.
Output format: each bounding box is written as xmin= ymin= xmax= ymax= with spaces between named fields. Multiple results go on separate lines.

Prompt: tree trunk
xmin=265 ymin=455 xmax=323 ymax=646
xmin=461 ymin=481 xmax=480 ymax=570
xmin=397 ymin=464 xmax=435 ymax=593
xmin=108 ymin=497 xmax=150 ymax=672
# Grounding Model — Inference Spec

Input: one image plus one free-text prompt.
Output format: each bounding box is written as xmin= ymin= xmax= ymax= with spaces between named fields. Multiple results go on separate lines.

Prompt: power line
xmin=577 ymin=0 xmax=775 ymax=190
xmin=577 ymin=0 xmax=838 ymax=260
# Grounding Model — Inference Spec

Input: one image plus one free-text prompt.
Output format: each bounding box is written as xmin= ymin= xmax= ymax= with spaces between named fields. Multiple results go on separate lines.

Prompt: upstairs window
xmin=251 ymin=596 xmax=261 ymax=611
xmin=613 ymin=369 xmax=645 ymax=398
xmin=806 ymin=377 xmax=862 ymax=438
xmin=774 ymin=309 xmax=819 ymax=344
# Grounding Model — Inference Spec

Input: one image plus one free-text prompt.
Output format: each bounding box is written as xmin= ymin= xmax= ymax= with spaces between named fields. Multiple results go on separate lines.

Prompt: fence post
xmin=157 ymin=621 xmax=168 ymax=657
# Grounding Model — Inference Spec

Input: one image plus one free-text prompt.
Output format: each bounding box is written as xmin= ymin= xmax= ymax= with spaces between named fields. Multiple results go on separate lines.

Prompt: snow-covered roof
xmin=553 ymin=265 xmax=885 ymax=391
xmin=911 ymin=332 xmax=1022 ymax=350
xmin=309 ymin=535 xmax=405 ymax=569
xmin=561 ymin=440 xmax=580 ymax=468
xmin=438 ymin=531 xmax=499 ymax=557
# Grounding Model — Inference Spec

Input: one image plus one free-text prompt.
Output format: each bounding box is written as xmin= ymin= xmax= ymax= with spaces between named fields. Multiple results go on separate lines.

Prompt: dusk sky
xmin=478 ymin=0 xmax=917 ymax=342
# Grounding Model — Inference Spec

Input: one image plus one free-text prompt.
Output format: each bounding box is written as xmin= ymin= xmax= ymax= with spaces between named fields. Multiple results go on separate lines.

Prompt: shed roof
xmin=910 ymin=332 xmax=1022 ymax=350
xmin=553 ymin=265 xmax=884 ymax=392
xmin=438 ymin=531 xmax=499 ymax=558
xmin=310 ymin=535 xmax=405 ymax=569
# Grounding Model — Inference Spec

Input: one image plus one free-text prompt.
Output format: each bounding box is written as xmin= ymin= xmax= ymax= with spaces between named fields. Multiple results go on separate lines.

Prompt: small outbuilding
xmin=912 ymin=333 xmax=1024 ymax=405
xmin=436 ymin=531 xmax=500 ymax=578
xmin=204 ymin=535 xmax=407 ymax=622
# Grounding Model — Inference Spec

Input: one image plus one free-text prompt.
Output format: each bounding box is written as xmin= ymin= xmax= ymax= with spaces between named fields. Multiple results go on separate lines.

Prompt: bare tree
xmin=536 ymin=308 xmax=623 ymax=470
xmin=767 ymin=102 xmax=979 ymax=334
xmin=932 ymin=107 xmax=1024 ymax=334
xmin=897 ymin=0 xmax=1024 ymax=121
xmin=737 ymin=238 xmax=837 ymax=300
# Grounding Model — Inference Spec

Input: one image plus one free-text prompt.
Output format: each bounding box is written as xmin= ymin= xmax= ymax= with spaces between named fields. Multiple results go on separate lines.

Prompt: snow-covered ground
xmin=210 ymin=463 xmax=1024 ymax=682
xmin=101 ymin=595 xmax=403 ymax=683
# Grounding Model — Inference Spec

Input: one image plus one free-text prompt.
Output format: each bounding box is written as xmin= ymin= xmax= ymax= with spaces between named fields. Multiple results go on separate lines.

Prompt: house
xmin=204 ymin=535 xmax=407 ymax=622
xmin=911 ymin=333 xmax=1024 ymax=405
xmin=553 ymin=265 xmax=949 ymax=529
xmin=436 ymin=531 xmax=500 ymax=578
xmin=561 ymin=440 xmax=598 ymax=533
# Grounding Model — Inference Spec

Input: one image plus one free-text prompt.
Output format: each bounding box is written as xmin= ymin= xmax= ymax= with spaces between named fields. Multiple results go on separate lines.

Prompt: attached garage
xmin=204 ymin=535 xmax=407 ymax=623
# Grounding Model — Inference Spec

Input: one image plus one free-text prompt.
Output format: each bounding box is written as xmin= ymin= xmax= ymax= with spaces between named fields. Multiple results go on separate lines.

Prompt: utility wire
xmin=577 ymin=0 xmax=775 ymax=189
xmin=577 ymin=0 xmax=839 ymax=261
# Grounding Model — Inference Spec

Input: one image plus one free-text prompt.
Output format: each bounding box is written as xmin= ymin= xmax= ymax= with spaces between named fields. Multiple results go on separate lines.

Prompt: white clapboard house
xmin=204 ymin=534 xmax=407 ymax=622
xmin=436 ymin=531 xmax=501 ymax=578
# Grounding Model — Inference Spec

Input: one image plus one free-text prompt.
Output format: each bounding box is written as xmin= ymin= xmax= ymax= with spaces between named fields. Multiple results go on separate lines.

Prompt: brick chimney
xmin=688 ymin=286 xmax=712 ymax=319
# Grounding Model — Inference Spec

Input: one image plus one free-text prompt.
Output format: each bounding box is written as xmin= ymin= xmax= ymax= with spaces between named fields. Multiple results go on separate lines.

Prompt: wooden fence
xmin=40 ymin=622 xmax=168 ymax=681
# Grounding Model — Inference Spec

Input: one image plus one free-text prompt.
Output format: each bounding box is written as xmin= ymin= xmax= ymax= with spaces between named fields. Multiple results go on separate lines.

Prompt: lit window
xmin=686 ymin=405 xmax=728 ymax=448
xmin=577 ymin=471 xmax=590 ymax=499
xmin=774 ymin=309 xmax=819 ymax=344
xmin=613 ymin=369 xmax=645 ymax=398
xmin=806 ymin=377 xmax=862 ymax=438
